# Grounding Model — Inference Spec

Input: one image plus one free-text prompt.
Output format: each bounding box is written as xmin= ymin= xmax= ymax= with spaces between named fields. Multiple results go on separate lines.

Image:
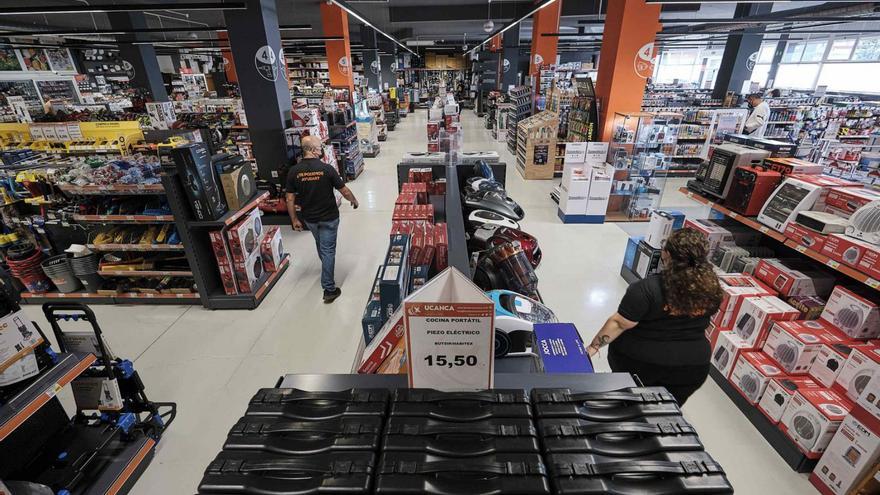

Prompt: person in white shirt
xmin=743 ymin=93 xmax=770 ymax=135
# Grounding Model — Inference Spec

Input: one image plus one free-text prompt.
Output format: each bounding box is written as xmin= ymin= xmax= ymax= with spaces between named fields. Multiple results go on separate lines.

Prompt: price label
xmin=728 ymin=211 xmax=738 ymax=219
xmin=98 ymin=215 xmax=108 ymax=220
xmin=125 ymin=215 xmax=135 ymax=221
xmin=45 ymin=383 xmax=63 ymax=399
xmin=827 ymin=259 xmax=841 ymax=269
xmin=795 ymin=245 xmax=807 ymax=253
xmin=866 ymin=278 xmax=880 ymax=289
xmin=759 ymin=226 xmax=769 ymax=234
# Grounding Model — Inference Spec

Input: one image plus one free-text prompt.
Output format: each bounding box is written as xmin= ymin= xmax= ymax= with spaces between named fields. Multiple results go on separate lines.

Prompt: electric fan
xmin=736 ymin=313 xmax=756 ymax=340
xmin=845 ymin=199 xmax=880 ymax=245
xmin=836 ymin=306 xmax=865 ymax=336
xmin=792 ymin=413 xmax=819 ymax=443
xmin=774 ymin=343 xmax=799 ymax=371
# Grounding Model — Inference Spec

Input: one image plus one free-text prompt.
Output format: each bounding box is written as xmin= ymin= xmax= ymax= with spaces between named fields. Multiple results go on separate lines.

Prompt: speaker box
xmin=171 ymin=143 xmax=228 ymax=221
xmin=217 ymin=158 xmax=256 ymax=211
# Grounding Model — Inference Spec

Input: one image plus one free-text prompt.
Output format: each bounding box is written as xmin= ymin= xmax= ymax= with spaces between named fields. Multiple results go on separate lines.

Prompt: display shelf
xmin=58 ymin=184 xmax=165 ymax=195
xmin=73 ymin=214 xmax=175 ymax=223
xmin=86 ymin=243 xmax=185 ymax=252
xmin=20 ymin=292 xmax=200 ymax=304
xmin=186 ymin=191 xmax=268 ymax=228
xmin=204 ymin=255 xmax=289 ymax=310
xmin=0 ymin=352 xmax=96 ymax=441
xmin=81 ymin=433 xmax=157 ymax=495
xmin=709 ymin=368 xmax=816 ymax=473
xmin=98 ymin=270 xmax=194 ymax=278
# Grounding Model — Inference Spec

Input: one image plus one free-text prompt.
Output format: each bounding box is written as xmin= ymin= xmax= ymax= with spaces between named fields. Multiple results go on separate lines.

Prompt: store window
xmin=781 ymin=42 xmax=805 ymax=63
xmin=800 ymin=40 xmax=827 ymax=62
xmin=757 ymin=43 xmax=776 ymax=64
xmin=817 ymin=62 xmax=880 ymax=94
xmin=853 ymin=37 xmax=880 ymax=61
xmin=750 ymin=64 xmax=771 ymax=88
xmin=827 ymin=38 xmax=856 ymax=60
xmin=774 ymin=63 xmax=819 ymax=90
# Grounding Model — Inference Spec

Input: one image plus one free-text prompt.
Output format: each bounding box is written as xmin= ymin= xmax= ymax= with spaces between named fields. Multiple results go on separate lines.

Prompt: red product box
xmin=431 ymin=179 xmax=447 ymax=196
xmin=820 ymin=234 xmax=877 ymax=270
xmin=713 ymin=275 xmax=776 ymax=330
xmin=754 ymin=259 xmax=836 ymax=298
xmin=786 ymin=295 xmax=827 ymax=320
xmin=820 ymin=285 xmax=880 ymax=339
xmin=427 ymin=142 xmax=440 ymax=152
xmin=791 ymin=174 xmax=863 ymax=207
xmin=858 ymin=245 xmax=880 ymax=281
xmin=780 ymin=388 xmax=854 ymax=458
xmin=426 ymin=121 xmax=440 ymax=140
xmin=395 ymin=192 xmax=417 ymax=206
xmin=434 ymin=222 xmax=448 ymax=271
xmin=401 ymin=182 xmax=428 ymax=204
xmin=260 ymin=226 xmax=284 ymax=273
xmin=712 ymin=330 xmax=751 ymax=378
xmin=358 ymin=308 xmax=405 ymax=374
xmin=784 ymin=222 xmax=829 ymax=253
xmin=209 ymin=230 xmax=238 ymax=295
xmin=764 ymin=320 xmax=844 ymax=374
xmin=420 ymin=223 xmax=435 ymax=266
xmin=834 ymin=343 xmax=880 ymax=400
xmin=684 ymin=218 xmax=734 ymax=254
xmin=706 ymin=323 xmax=721 ymax=350
xmin=407 ymin=168 xmax=432 ymax=184
xmin=225 ymin=208 xmax=263 ymax=294
xmin=764 ymin=157 xmax=824 ymax=176
xmin=824 ymin=187 xmax=880 ymax=217
xmin=408 ymin=223 xmax=425 ymax=267
xmin=729 ymin=351 xmax=786 ymax=405
xmin=758 ymin=376 xmax=823 ymax=424
xmin=731 ymin=295 xmax=800 ymax=349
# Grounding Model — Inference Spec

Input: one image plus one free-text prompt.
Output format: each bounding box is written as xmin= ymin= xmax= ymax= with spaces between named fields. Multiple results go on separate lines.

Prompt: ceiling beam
xmin=0 ymin=3 xmax=247 ymax=15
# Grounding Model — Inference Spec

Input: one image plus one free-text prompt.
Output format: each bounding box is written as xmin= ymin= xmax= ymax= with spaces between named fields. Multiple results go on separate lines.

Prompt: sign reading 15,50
xmin=423 ymin=354 xmax=478 ymax=368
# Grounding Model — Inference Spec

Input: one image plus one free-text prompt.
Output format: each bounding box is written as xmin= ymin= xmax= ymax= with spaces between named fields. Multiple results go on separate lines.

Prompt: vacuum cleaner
xmin=489 ymin=289 xmax=557 ymax=357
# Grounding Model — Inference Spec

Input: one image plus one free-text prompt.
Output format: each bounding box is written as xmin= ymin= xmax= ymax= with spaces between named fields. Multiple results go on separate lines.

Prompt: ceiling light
xmin=483 ymin=20 xmax=495 ymax=32
xmin=0 ymin=3 xmax=247 ymax=15
xmin=467 ymin=0 xmax=558 ymax=55
xmin=328 ymin=0 xmax=417 ymax=56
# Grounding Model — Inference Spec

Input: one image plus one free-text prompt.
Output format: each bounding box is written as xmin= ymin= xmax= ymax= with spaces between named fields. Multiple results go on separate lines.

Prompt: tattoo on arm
xmin=598 ymin=335 xmax=611 ymax=346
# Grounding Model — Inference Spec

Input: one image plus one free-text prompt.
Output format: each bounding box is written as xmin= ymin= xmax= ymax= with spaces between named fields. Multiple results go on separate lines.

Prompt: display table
xmin=278 ymin=372 xmax=637 ymax=391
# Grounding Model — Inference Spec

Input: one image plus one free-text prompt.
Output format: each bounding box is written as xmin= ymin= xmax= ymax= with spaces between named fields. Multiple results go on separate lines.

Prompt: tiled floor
xmin=22 ymin=108 xmax=813 ymax=494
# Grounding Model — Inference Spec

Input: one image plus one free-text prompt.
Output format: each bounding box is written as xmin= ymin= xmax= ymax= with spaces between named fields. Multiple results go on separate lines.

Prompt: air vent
xmin=739 ymin=373 xmax=761 ymax=401
xmin=837 ymin=306 xmax=864 ymax=333
xmin=846 ymin=200 xmax=880 ymax=245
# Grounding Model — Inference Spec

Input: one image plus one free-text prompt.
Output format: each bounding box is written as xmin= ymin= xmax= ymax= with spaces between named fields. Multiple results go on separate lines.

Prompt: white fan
xmin=846 ymin=200 xmax=880 ymax=245
xmin=739 ymin=373 xmax=761 ymax=402
xmin=774 ymin=344 xmax=799 ymax=370
xmin=792 ymin=413 xmax=820 ymax=442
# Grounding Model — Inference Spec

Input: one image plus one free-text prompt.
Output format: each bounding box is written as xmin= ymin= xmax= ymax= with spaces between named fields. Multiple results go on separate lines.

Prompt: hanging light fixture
xmin=483 ymin=0 xmax=494 ymax=32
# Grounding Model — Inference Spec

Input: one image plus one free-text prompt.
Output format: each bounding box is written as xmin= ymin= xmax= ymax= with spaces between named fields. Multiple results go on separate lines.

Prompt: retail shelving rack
xmin=506 ymin=86 xmax=532 ymax=155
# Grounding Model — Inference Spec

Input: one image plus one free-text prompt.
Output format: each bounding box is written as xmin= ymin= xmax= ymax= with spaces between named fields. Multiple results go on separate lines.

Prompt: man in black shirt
xmin=286 ymin=135 xmax=359 ymax=303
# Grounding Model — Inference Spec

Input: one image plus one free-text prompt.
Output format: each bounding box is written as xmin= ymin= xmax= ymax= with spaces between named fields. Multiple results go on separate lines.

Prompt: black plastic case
xmin=391 ymin=389 xmax=532 ymax=421
xmin=223 ymin=416 xmax=383 ymax=455
xmin=538 ymin=416 xmax=704 ymax=455
xmin=246 ymin=388 xmax=389 ymax=420
xmin=547 ymin=451 xmax=734 ymax=494
xmin=383 ymin=417 xmax=540 ymax=455
xmin=198 ymin=451 xmax=375 ymax=494
xmin=374 ymin=452 xmax=551 ymax=494
xmin=532 ymin=387 xmax=681 ymax=421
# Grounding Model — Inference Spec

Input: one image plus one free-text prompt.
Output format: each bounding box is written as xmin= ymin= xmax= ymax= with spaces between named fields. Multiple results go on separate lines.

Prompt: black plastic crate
xmin=223 ymin=416 xmax=383 ymax=455
xmin=391 ymin=389 xmax=532 ymax=421
xmin=246 ymin=388 xmax=389 ymax=420
xmin=383 ymin=417 xmax=539 ymax=455
xmin=532 ymin=387 xmax=681 ymax=421
xmin=538 ymin=416 xmax=703 ymax=456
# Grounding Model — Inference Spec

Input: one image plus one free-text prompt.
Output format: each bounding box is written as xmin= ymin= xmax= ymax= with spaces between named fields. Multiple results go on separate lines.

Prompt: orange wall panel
xmin=529 ymin=0 xmax=562 ymax=76
xmin=320 ymin=2 xmax=355 ymax=94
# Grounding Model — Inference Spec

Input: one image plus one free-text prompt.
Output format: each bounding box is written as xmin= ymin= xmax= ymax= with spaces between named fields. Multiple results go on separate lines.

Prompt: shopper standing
xmin=588 ymin=229 xmax=723 ymax=405
xmin=743 ymin=92 xmax=770 ymax=135
xmin=286 ymin=135 xmax=359 ymax=303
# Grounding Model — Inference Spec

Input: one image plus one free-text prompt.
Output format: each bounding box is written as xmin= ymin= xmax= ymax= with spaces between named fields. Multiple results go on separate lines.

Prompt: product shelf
xmin=98 ymin=270 xmax=194 ymax=278
xmin=20 ymin=292 xmax=200 ymax=304
xmin=73 ymin=214 xmax=175 ymax=223
xmin=0 ymin=352 xmax=96 ymax=441
xmin=86 ymin=243 xmax=185 ymax=252
xmin=186 ymin=191 xmax=268 ymax=228
xmin=58 ymin=184 xmax=165 ymax=195
xmin=204 ymin=255 xmax=289 ymax=310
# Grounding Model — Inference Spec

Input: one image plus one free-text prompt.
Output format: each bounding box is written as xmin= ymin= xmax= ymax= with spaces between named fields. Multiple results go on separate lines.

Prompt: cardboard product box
xmin=709 ymin=218 xmax=765 ymax=246
xmin=764 ymin=157 xmax=824 ymax=176
xmin=0 ymin=352 xmax=39 ymax=387
xmin=0 ymin=310 xmax=43 ymax=373
xmin=427 ymin=141 xmax=440 ymax=153
xmin=171 ymin=143 xmax=228 ymax=221
xmin=758 ymin=376 xmax=823 ymax=424
xmin=395 ymin=192 xmax=418 ymax=206
xmin=644 ymin=210 xmax=676 ymax=249
xmin=634 ymin=240 xmax=662 ymax=280
xmin=235 ymin=248 xmax=264 ymax=294
xmin=623 ymin=236 xmax=641 ymax=272
xmin=401 ymin=181 xmax=428 ymax=203
xmin=376 ymin=339 xmax=407 ymax=374
xmin=820 ymin=286 xmax=880 ymax=339
xmin=380 ymin=234 xmax=411 ymax=319
xmin=534 ymin=323 xmax=594 ymax=373
xmin=824 ymin=187 xmax=880 ymax=218
xmin=857 ymin=244 xmax=880 ymax=281
xmin=291 ymin=107 xmax=321 ymax=127
xmin=408 ymin=223 xmax=425 ymax=268
xmin=407 ymin=167 xmax=434 ymax=183
xmin=706 ymin=323 xmax=721 ymax=350
xmin=217 ymin=160 xmax=256 ymax=211
xmin=260 ymin=226 xmax=284 ymax=273
xmin=362 ymin=300 xmax=383 ymax=345
xmin=426 ymin=121 xmax=440 ymax=141
xmin=731 ymin=295 xmax=800 ymax=349
xmin=780 ymin=388 xmax=853 ymax=458
xmin=729 ymin=351 xmax=786 ymax=404
xmin=754 ymin=258 xmax=836 ymax=298
xmin=209 ymin=230 xmax=238 ymax=295
xmin=434 ymin=223 xmax=448 ymax=271
xmin=358 ymin=308 xmax=405 ymax=374
xmin=787 ymin=295 xmax=827 ymax=320
xmin=811 ymin=413 xmax=880 ymax=495
xmin=684 ymin=218 xmax=735 ymax=254
xmin=408 ymin=265 xmax=430 ymax=294
xmin=712 ymin=331 xmax=751 ymax=378
xmin=835 ymin=344 xmax=880 ymax=401
xmin=713 ymin=275 xmax=776 ymax=330
xmin=227 ymin=208 xmax=264 ymax=293
xmin=764 ymin=320 xmax=844 ymax=374
xmin=811 ymin=342 xmax=870 ymax=388
xmin=784 ymin=222 xmax=829 ymax=253
xmin=420 ymin=224 xmax=435 ymax=267
xmin=821 ymin=234 xmax=880 ymax=271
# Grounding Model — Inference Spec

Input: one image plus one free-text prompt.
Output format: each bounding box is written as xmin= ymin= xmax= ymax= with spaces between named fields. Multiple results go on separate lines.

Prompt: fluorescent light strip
xmin=467 ymin=0 xmax=558 ymax=55
xmin=329 ymin=0 xmax=417 ymax=56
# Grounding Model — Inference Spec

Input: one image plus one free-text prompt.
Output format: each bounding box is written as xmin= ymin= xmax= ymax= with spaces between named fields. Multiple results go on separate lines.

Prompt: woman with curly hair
xmin=588 ymin=228 xmax=723 ymax=405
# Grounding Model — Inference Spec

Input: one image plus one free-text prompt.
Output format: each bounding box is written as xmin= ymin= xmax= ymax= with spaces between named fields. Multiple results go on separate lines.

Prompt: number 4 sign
xmin=404 ymin=268 xmax=495 ymax=390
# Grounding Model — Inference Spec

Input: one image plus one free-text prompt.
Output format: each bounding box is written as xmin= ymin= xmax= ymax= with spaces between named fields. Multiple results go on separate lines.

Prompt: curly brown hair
xmin=662 ymin=228 xmax=723 ymax=317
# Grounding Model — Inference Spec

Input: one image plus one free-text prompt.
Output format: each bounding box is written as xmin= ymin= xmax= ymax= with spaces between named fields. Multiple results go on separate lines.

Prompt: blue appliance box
xmin=361 ymin=300 xmax=383 ymax=345
xmin=534 ymin=323 xmax=594 ymax=373
xmin=379 ymin=234 xmax=411 ymax=319
xmin=623 ymin=236 xmax=643 ymax=271
xmin=666 ymin=210 xmax=685 ymax=230
xmin=408 ymin=265 xmax=430 ymax=294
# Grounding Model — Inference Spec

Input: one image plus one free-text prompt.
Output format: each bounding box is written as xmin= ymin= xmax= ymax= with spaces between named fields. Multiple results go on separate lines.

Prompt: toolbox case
xmin=547 ymin=451 xmax=733 ymax=494
xmin=532 ymin=387 xmax=681 ymax=421
xmin=374 ymin=452 xmax=551 ymax=494
xmin=223 ymin=416 xmax=383 ymax=455
xmin=538 ymin=416 xmax=703 ymax=456
xmin=198 ymin=451 xmax=376 ymax=494
xmin=383 ymin=417 xmax=540 ymax=455
xmin=391 ymin=389 xmax=532 ymax=420
xmin=246 ymin=388 xmax=389 ymax=420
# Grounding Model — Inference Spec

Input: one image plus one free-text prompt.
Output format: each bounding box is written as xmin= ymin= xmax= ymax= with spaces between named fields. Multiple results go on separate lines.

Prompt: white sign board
xmin=564 ymin=142 xmax=587 ymax=164
xmin=404 ymin=268 xmax=495 ymax=390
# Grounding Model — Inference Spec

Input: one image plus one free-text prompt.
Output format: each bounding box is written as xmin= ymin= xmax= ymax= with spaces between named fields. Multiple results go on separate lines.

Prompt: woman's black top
xmin=610 ymin=274 xmax=718 ymax=366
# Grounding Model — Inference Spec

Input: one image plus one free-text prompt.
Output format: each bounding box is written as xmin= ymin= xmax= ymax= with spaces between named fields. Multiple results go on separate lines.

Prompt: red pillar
xmin=529 ymin=0 xmax=562 ymax=77
xmin=595 ymin=0 xmax=661 ymax=141
xmin=320 ymin=2 xmax=355 ymax=95
xmin=218 ymin=31 xmax=238 ymax=84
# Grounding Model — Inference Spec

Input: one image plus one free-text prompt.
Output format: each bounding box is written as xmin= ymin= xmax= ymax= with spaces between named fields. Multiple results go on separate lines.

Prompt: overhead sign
xmin=254 ymin=45 xmax=278 ymax=81
xmin=338 ymin=56 xmax=351 ymax=76
xmin=746 ymin=51 xmax=759 ymax=72
xmin=634 ymin=42 xmax=657 ymax=79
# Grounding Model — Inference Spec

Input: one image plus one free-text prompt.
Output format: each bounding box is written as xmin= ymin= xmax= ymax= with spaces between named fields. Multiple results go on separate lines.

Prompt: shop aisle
xmin=20 ymin=109 xmax=810 ymax=494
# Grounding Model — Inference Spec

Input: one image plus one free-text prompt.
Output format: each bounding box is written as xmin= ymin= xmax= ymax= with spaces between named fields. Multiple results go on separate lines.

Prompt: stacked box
xmin=361 ymin=266 xmax=385 ymax=345
xmin=434 ymin=223 xmax=448 ymax=271
xmin=226 ymin=208 xmax=264 ymax=294
xmin=379 ymin=234 xmax=411 ymax=319
xmin=210 ymin=230 xmax=238 ymax=295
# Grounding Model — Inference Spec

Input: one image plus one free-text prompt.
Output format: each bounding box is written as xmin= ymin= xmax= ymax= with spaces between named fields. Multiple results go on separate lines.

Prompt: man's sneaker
xmin=323 ymin=287 xmax=342 ymax=303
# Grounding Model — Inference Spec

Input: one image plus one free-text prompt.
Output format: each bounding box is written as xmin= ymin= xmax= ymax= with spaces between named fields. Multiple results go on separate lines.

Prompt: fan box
xmin=810 ymin=342 xmax=871 ymax=388
xmin=821 ymin=234 xmax=880 ymax=276
xmin=758 ymin=376 xmax=823 ymax=424
xmin=824 ymin=187 xmax=880 ymax=218
xmin=811 ymin=413 xmax=880 ymax=495
xmin=712 ymin=275 xmax=776 ymax=330
xmin=834 ymin=344 xmax=880 ymax=401
xmin=754 ymin=259 xmax=836 ymax=298
xmin=260 ymin=226 xmax=284 ymax=273
xmin=712 ymin=331 xmax=751 ymax=378
xmin=764 ymin=320 xmax=845 ymax=374
xmin=731 ymin=296 xmax=800 ymax=349
xmin=784 ymin=222 xmax=829 ymax=252
xmin=729 ymin=351 xmax=785 ymax=405
xmin=380 ymin=234 xmax=411 ymax=319
xmin=820 ymin=286 xmax=880 ymax=339
xmin=779 ymin=388 xmax=853 ymax=458
xmin=683 ymin=218 xmax=735 ymax=254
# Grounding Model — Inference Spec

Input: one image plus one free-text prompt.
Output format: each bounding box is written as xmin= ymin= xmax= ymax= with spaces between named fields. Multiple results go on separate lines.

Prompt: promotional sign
xmin=404 ymin=268 xmax=495 ymax=390
xmin=254 ymin=45 xmax=278 ymax=82
xmin=634 ymin=42 xmax=657 ymax=79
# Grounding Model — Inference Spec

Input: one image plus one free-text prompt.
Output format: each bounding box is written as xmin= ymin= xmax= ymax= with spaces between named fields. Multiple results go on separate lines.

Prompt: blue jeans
xmin=304 ymin=217 xmax=339 ymax=292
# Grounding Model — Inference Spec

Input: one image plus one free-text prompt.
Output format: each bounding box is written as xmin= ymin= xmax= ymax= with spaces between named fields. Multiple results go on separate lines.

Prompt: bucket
xmin=70 ymin=254 xmax=103 ymax=292
xmin=7 ymin=246 xmax=52 ymax=293
xmin=41 ymin=255 xmax=81 ymax=293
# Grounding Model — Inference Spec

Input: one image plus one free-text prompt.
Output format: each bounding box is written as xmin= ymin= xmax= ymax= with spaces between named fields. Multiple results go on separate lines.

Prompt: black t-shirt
xmin=610 ymin=274 xmax=718 ymax=366
xmin=286 ymin=158 xmax=344 ymax=223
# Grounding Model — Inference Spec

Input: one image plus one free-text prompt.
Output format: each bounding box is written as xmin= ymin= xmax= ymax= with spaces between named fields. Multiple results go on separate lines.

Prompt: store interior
xmin=1 ymin=1 xmax=880 ymax=494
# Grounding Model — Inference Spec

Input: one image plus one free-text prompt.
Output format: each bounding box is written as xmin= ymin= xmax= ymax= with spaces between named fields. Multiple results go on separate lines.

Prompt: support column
xmin=107 ymin=13 xmax=168 ymax=101
xmin=528 ymin=0 xmax=562 ymax=77
xmin=380 ymin=54 xmax=397 ymax=90
xmin=321 ymin=2 xmax=355 ymax=95
xmin=361 ymin=25 xmax=382 ymax=91
xmin=224 ymin=0 xmax=293 ymax=184
xmin=218 ymin=31 xmax=238 ymax=85
xmin=765 ymin=30 xmax=790 ymax=89
xmin=711 ymin=3 xmax=772 ymax=99
xmin=594 ymin=0 xmax=661 ymax=141
xmin=501 ymin=24 xmax=520 ymax=90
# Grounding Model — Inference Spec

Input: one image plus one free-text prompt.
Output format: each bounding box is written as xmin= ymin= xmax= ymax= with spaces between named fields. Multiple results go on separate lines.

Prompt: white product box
xmin=856 ymin=371 xmax=880 ymax=425
xmin=712 ymin=275 xmax=775 ymax=330
xmin=811 ymin=414 xmax=880 ymax=495
xmin=645 ymin=210 xmax=675 ymax=249
xmin=758 ymin=376 xmax=822 ymax=424
xmin=824 ymin=186 xmax=880 ymax=218
xmin=810 ymin=342 xmax=871 ymax=388
xmin=0 ymin=310 xmax=43 ymax=373
xmin=684 ymin=218 xmax=735 ymax=254
xmin=712 ymin=331 xmax=751 ymax=378
xmin=780 ymin=388 xmax=853 ymax=458
xmin=753 ymin=258 xmax=836 ymax=298
xmin=834 ymin=344 xmax=880 ymax=401
xmin=729 ymin=351 xmax=785 ymax=404
xmin=820 ymin=286 xmax=880 ymax=339
xmin=731 ymin=295 xmax=800 ymax=349
xmin=764 ymin=320 xmax=842 ymax=374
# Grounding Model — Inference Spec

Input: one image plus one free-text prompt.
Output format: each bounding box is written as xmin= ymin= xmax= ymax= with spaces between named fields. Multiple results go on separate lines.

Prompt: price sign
xmin=759 ymin=226 xmax=769 ymax=234
xmin=866 ymin=278 xmax=880 ymax=289
xmin=827 ymin=259 xmax=841 ymax=269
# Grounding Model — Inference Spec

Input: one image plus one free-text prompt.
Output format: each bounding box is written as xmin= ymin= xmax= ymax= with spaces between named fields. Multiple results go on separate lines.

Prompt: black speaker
xmin=171 ymin=143 xmax=228 ymax=221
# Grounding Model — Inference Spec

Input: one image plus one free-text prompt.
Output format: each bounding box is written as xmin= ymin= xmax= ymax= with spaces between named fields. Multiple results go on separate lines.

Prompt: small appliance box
xmin=209 ymin=230 xmax=238 ymax=296
xmin=216 ymin=158 xmax=256 ymax=211
xmin=706 ymin=323 xmax=721 ymax=350
xmin=534 ymin=323 xmax=594 ymax=374
xmin=811 ymin=414 xmax=880 ymax=495
xmin=634 ymin=240 xmax=662 ymax=279
xmin=260 ymin=226 xmax=284 ymax=273
xmin=820 ymin=286 xmax=880 ymax=339
xmin=764 ymin=320 xmax=845 ymax=374
xmin=758 ymin=376 xmax=823 ymax=424
xmin=408 ymin=265 xmax=430 ymax=294
xmin=0 ymin=310 xmax=43 ymax=372
xmin=226 ymin=208 xmax=264 ymax=293
xmin=810 ymin=342 xmax=870 ymax=389
xmin=834 ymin=344 xmax=880 ymax=400
xmin=712 ymin=331 xmax=751 ymax=378
xmin=622 ymin=236 xmax=641 ymax=271
xmin=729 ymin=351 xmax=785 ymax=405
xmin=780 ymin=388 xmax=853 ymax=458
xmin=171 ymin=143 xmax=228 ymax=221
xmin=754 ymin=259 xmax=836 ymax=298
xmin=358 ymin=308 xmax=405 ymax=374
xmin=787 ymin=295 xmax=827 ymax=320
xmin=764 ymin=157 xmax=824 ymax=176
xmin=821 ymin=234 xmax=880 ymax=273
xmin=684 ymin=218 xmax=735 ymax=254
xmin=434 ymin=223 xmax=448 ymax=271
xmin=731 ymin=296 xmax=800 ymax=349
xmin=379 ymin=234 xmax=411 ymax=319
xmin=361 ymin=300 xmax=383 ymax=345
xmin=784 ymin=222 xmax=829 ymax=252
xmin=857 ymin=244 xmax=880 ymax=281
xmin=419 ymin=224 xmax=435 ymax=267
xmin=644 ymin=210 xmax=675 ymax=249
xmin=824 ymin=186 xmax=880 ymax=218
xmin=713 ymin=275 xmax=776 ymax=330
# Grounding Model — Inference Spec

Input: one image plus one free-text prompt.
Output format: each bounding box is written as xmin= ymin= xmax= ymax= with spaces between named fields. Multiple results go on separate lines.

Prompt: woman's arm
xmin=588 ymin=312 xmax=638 ymax=356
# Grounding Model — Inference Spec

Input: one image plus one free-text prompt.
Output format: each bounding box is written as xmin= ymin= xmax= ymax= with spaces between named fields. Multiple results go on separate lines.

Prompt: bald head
xmin=301 ymin=135 xmax=322 ymax=158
